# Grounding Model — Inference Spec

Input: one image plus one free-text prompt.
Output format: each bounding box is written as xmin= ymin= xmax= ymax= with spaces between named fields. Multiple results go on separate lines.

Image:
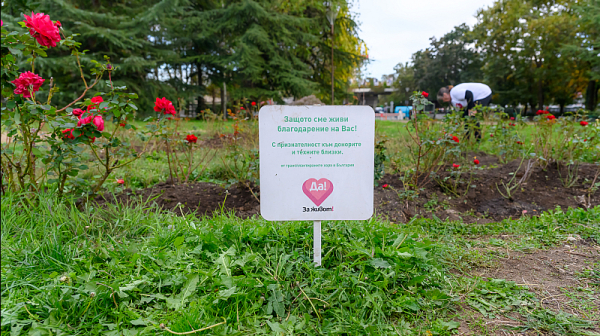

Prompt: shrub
xmin=1 ymin=13 xmax=156 ymax=197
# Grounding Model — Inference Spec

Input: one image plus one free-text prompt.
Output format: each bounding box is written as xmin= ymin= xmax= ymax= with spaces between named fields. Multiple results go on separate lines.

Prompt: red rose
xmin=116 ymin=179 xmax=125 ymax=185
xmin=546 ymin=115 xmax=556 ymax=120
xmin=251 ymin=101 xmax=256 ymax=106
xmin=185 ymin=134 xmax=198 ymax=143
xmin=544 ymin=110 xmax=550 ymax=114
xmin=473 ymin=159 xmax=479 ymax=165
xmin=536 ymin=110 xmax=544 ymax=115
xmin=77 ymin=113 xmax=93 ymax=127
xmin=88 ymin=96 xmax=104 ymax=112
xmin=92 ymin=115 xmax=105 ymax=131
xmin=510 ymin=117 xmax=515 ymax=120
xmin=580 ymin=121 xmax=588 ymax=126
xmin=90 ymin=96 xmax=103 ymax=105
xmin=119 ymin=122 xmax=126 ymax=127
xmin=11 ymin=71 xmax=45 ymax=98
xmin=240 ymin=106 xmax=245 ymax=110
xmin=452 ymin=135 xmax=460 ymax=143
xmin=62 ymin=129 xmax=74 ymax=140
xmin=422 ymin=92 xmax=429 ymax=98
xmin=154 ymin=97 xmax=177 ymax=116
xmin=23 ymin=12 xmax=61 ymax=47
xmin=490 ymin=134 xmax=494 ymax=137
xmin=382 ymin=184 xmax=389 ymax=188
xmin=72 ymin=108 xmax=84 ymax=117
xmin=452 ymin=164 xmax=460 ymax=169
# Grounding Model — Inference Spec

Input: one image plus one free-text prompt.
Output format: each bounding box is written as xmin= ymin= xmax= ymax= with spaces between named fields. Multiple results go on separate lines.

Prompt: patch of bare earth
xmin=456 ymin=237 xmax=600 ymax=335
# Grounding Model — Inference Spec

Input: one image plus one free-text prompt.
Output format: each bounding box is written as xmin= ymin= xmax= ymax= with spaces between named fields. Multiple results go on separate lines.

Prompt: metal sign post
xmin=313 ymin=220 xmax=322 ymax=266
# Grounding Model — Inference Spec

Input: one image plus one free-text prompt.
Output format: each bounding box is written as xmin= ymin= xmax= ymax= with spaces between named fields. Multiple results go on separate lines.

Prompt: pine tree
xmin=1 ymin=0 xmax=178 ymax=113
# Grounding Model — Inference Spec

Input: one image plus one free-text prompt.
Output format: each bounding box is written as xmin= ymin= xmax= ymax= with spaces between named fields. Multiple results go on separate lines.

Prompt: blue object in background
xmin=394 ymin=106 xmax=412 ymax=119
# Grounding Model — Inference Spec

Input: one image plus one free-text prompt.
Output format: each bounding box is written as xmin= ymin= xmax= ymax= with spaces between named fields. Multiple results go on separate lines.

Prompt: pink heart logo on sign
xmin=302 ymin=178 xmax=333 ymax=206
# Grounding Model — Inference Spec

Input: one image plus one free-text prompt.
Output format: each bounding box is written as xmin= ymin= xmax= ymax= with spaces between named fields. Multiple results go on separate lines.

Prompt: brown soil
xmin=94 ymin=155 xmax=599 ymax=223
xmin=95 ymin=181 xmax=260 ymax=218
xmin=456 ymin=236 xmax=600 ymax=335
xmin=377 ymin=156 xmax=599 ymax=223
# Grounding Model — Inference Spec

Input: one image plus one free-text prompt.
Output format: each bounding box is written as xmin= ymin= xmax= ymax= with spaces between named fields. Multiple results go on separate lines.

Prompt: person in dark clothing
xmin=437 ymin=83 xmax=493 ymax=139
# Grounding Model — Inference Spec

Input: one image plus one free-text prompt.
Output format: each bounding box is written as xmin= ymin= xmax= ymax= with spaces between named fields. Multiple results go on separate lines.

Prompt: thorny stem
xmin=165 ymin=139 xmax=175 ymax=184
xmin=586 ymin=167 xmax=600 ymax=207
xmin=75 ymin=52 xmax=88 ymax=88
xmin=188 ymin=149 xmax=216 ymax=182
xmin=56 ymin=73 xmax=102 ymax=112
xmin=220 ymin=155 xmax=260 ymax=204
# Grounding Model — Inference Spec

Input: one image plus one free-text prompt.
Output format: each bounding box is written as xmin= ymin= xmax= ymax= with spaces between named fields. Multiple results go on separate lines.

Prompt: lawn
xmin=2 ymin=113 xmax=599 ymax=335
xmin=1 ymin=191 xmax=598 ymax=335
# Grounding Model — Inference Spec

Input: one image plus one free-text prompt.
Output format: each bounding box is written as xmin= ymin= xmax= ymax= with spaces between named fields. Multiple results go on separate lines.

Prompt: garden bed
xmin=94 ymin=155 xmax=599 ymax=222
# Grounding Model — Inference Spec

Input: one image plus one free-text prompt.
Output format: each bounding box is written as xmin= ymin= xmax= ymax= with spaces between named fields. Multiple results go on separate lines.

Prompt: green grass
xmin=2 ymin=191 xmax=599 ymax=335
xmin=2 ymin=117 xmax=599 ymax=335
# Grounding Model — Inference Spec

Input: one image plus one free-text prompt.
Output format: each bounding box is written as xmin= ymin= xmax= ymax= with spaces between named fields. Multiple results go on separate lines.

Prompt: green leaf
xmin=369 ymin=258 xmax=391 ymax=268
xmin=408 ymin=275 xmax=426 ymax=286
xmin=173 ymin=236 xmax=185 ymax=248
xmin=439 ymin=321 xmax=460 ymax=330
xmin=165 ymin=274 xmax=199 ymax=310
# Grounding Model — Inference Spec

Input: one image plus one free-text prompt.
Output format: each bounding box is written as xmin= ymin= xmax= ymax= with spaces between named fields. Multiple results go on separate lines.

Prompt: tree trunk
xmin=196 ymin=62 xmax=205 ymax=115
xmin=559 ymin=103 xmax=565 ymax=115
xmin=221 ymin=82 xmax=227 ymax=121
xmin=537 ymin=80 xmax=544 ymax=112
xmin=212 ymin=88 xmax=216 ymax=112
xmin=586 ymin=80 xmax=598 ymax=111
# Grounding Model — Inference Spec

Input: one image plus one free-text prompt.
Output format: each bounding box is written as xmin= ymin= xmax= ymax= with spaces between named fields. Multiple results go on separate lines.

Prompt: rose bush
xmin=1 ymin=13 xmax=158 ymax=196
xmin=486 ymin=112 xmax=526 ymax=163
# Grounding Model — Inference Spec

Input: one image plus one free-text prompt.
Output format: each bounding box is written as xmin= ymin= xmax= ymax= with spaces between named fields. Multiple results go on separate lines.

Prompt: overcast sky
xmin=354 ymin=0 xmax=497 ymax=79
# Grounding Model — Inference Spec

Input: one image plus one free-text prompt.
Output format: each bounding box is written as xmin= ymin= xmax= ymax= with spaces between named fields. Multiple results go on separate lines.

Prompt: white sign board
xmin=259 ymin=106 xmax=374 ymax=221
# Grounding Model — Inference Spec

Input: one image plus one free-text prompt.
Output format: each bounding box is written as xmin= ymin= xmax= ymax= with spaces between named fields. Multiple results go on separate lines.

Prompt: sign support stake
xmin=313 ymin=220 xmax=321 ymax=266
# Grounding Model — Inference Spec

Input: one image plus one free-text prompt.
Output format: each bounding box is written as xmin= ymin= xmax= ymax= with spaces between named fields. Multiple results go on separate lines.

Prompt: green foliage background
xmin=390 ymin=0 xmax=599 ymax=114
xmin=0 ymin=0 xmax=366 ymax=115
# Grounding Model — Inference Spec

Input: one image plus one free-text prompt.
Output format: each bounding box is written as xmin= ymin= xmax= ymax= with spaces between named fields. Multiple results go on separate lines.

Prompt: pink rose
xmin=23 ymin=12 xmax=61 ymax=47
xmin=93 ymin=115 xmax=105 ymax=131
xmin=77 ymin=114 xmax=93 ymax=127
xmin=11 ymin=72 xmax=45 ymax=98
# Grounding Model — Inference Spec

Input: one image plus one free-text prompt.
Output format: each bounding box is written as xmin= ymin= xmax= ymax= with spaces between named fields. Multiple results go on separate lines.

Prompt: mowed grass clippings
xmin=1 ymin=192 xmax=464 ymax=335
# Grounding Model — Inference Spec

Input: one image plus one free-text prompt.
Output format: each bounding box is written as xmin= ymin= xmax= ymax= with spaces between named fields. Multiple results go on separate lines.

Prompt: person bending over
xmin=437 ymin=83 xmax=492 ymax=139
